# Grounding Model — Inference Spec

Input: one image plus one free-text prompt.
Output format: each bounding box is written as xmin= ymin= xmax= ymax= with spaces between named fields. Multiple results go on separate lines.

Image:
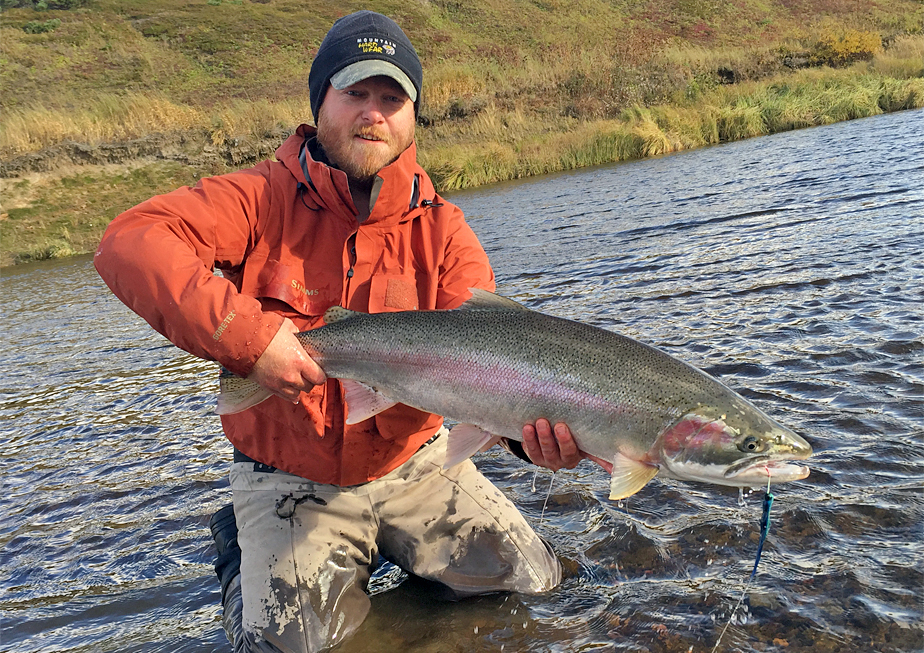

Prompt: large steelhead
xmin=218 ymin=290 xmax=811 ymax=499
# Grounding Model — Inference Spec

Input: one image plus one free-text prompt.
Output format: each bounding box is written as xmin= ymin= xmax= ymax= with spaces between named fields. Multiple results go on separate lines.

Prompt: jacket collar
xmin=276 ymin=124 xmax=429 ymax=226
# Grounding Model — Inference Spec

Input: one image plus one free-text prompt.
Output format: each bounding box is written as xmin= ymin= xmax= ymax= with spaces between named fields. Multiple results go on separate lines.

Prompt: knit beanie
xmin=308 ymin=11 xmax=423 ymax=123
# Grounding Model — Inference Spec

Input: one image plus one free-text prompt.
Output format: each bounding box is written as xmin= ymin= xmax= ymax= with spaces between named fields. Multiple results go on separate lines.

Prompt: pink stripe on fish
xmin=660 ymin=414 xmax=733 ymax=458
xmin=359 ymin=346 xmax=631 ymax=415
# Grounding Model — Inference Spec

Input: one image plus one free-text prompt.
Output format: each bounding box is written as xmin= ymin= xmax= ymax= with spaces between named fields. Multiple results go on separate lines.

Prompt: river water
xmin=2 ymin=109 xmax=922 ymax=653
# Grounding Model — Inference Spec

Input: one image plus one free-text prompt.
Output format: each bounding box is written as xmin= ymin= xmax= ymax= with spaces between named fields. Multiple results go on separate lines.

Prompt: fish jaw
xmin=656 ymin=411 xmax=812 ymax=489
xmin=722 ymin=458 xmax=810 ymax=485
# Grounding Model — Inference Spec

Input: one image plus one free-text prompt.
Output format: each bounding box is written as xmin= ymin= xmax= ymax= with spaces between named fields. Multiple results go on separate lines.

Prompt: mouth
xmin=724 ymin=457 xmax=810 ymax=483
xmin=355 ymin=132 xmax=387 ymax=143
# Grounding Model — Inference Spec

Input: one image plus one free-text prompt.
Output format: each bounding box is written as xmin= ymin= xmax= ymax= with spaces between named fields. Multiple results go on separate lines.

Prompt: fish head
xmin=655 ymin=401 xmax=812 ymax=488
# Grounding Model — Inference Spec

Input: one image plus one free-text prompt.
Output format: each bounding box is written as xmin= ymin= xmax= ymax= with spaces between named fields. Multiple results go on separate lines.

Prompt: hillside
xmin=1 ymin=0 xmax=922 ymax=265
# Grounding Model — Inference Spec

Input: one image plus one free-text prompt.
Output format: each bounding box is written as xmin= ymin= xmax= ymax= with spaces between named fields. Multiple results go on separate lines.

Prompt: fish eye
xmin=738 ymin=435 xmax=766 ymax=453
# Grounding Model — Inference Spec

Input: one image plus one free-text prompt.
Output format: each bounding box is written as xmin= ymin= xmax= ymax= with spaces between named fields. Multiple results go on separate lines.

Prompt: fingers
xmin=296 ymin=349 xmax=327 ymax=388
xmin=522 ymin=419 xmax=583 ymax=471
xmin=278 ymin=318 xmax=327 ymax=388
xmin=553 ymin=422 xmax=582 ymax=468
xmin=533 ymin=418 xmax=560 ymax=468
xmin=248 ymin=320 xmax=327 ymax=402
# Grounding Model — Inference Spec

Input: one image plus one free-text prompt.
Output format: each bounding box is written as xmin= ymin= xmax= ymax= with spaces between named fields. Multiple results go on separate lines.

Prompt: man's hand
xmin=522 ymin=419 xmax=583 ymax=471
xmin=246 ymin=318 xmax=326 ymax=403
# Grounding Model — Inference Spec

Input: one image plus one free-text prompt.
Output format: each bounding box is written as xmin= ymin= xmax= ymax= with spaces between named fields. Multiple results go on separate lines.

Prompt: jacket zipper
xmin=344 ymin=231 xmax=358 ymax=304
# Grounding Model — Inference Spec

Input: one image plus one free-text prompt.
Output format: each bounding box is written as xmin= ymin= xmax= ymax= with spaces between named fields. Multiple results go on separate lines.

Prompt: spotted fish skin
xmin=218 ymin=290 xmax=812 ymax=499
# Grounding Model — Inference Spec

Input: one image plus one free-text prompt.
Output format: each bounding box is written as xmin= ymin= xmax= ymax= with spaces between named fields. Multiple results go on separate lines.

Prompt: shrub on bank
xmin=22 ymin=18 xmax=60 ymax=33
xmin=811 ymin=29 xmax=882 ymax=67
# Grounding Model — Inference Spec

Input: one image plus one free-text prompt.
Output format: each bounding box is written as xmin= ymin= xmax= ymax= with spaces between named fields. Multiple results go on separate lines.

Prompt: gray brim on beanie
xmin=330 ymin=60 xmax=418 ymax=102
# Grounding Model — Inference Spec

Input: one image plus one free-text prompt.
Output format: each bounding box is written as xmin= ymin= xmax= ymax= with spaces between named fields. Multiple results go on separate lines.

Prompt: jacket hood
xmin=275 ymin=124 xmax=434 ymax=226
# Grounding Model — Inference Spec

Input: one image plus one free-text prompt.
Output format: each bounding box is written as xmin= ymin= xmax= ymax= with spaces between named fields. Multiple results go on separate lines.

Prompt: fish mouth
xmin=724 ymin=456 xmax=810 ymax=483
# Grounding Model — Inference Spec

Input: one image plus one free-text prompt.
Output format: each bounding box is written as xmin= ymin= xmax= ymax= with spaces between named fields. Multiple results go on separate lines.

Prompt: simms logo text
xmin=292 ymin=280 xmax=319 ymax=296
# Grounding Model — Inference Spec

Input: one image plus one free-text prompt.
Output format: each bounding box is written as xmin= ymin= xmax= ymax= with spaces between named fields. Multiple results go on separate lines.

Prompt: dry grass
xmin=1 ymin=94 xmax=205 ymax=155
xmin=1 ymin=0 xmax=923 ymax=264
xmin=419 ymin=66 xmax=924 ymax=192
xmin=872 ymin=34 xmax=924 ymax=79
xmin=2 ymin=0 xmax=919 ymax=160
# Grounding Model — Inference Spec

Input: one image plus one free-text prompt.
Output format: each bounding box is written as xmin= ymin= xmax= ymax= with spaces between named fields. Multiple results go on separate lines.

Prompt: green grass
xmin=1 ymin=0 xmax=922 ymax=265
xmin=0 ymin=159 xmax=233 ymax=265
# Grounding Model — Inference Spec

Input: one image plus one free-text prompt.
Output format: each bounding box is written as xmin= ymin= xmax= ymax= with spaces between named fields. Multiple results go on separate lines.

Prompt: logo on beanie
xmin=357 ymin=37 xmax=396 ymax=56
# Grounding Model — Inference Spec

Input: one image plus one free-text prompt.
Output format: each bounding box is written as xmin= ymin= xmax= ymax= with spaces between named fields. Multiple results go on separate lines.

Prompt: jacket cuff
xmin=211 ymin=308 xmax=285 ymax=378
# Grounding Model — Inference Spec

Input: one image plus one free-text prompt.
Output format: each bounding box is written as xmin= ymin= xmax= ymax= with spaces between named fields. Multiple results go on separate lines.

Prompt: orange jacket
xmin=95 ymin=124 xmax=494 ymax=485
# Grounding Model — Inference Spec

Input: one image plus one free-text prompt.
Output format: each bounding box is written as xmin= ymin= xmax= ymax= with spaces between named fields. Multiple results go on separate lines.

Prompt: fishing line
xmin=540 ymin=471 xmax=555 ymax=523
xmin=710 ymin=475 xmax=774 ymax=653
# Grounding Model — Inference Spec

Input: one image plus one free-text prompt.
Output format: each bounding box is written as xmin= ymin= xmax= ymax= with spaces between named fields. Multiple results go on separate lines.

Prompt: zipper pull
xmin=345 ymin=234 xmax=357 ymax=282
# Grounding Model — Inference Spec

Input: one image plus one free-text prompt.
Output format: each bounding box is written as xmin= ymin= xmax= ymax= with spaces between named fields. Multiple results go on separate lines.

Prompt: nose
xmin=793 ymin=434 xmax=813 ymax=458
xmin=360 ymin=99 xmax=386 ymax=124
xmin=782 ymin=430 xmax=813 ymax=459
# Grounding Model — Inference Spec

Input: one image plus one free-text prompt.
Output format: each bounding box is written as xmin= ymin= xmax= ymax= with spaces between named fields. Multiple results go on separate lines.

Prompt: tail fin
xmin=216 ymin=375 xmax=273 ymax=415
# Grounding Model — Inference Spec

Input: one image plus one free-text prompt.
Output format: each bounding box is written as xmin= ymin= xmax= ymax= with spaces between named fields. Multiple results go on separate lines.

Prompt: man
xmin=95 ymin=11 xmax=581 ymax=652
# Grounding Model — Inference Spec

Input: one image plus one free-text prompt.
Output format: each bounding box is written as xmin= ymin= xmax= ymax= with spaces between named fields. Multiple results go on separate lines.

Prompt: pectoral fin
xmin=341 ymin=380 xmax=398 ymax=424
xmin=444 ymin=423 xmax=497 ymax=468
xmin=608 ymin=453 xmax=659 ymax=500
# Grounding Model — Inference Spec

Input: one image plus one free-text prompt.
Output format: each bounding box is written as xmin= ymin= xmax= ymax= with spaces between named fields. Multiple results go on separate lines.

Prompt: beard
xmin=316 ymin=114 xmax=414 ymax=184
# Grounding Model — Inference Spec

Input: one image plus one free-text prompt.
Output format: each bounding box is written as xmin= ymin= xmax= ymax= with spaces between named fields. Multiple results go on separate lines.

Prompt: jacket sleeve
xmin=94 ymin=166 xmax=284 ymax=377
xmin=436 ymin=199 xmax=496 ymax=309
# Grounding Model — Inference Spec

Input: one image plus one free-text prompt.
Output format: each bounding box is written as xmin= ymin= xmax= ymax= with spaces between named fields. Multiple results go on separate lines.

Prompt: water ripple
xmin=2 ymin=109 xmax=922 ymax=652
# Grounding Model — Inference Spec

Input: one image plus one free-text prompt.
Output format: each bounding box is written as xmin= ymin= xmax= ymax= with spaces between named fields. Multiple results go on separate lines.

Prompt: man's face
xmin=316 ymin=75 xmax=416 ymax=183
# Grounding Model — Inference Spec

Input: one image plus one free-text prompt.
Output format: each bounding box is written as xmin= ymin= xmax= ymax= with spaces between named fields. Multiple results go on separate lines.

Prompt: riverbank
xmin=1 ymin=0 xmax=922 ymax=267
xmin=3 ymin=63 xmax=920 ymax=268
xmin=417 ymin=64 xmax=924 ymax=191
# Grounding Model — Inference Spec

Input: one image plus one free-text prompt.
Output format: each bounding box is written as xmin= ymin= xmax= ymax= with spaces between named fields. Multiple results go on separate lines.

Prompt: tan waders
xmin=221 ymin=429 xmax=560 ymax=652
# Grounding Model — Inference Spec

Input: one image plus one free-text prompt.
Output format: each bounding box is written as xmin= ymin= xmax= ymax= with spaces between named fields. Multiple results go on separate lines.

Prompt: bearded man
xmin=95 ymin=11 xmax=580 ymax=653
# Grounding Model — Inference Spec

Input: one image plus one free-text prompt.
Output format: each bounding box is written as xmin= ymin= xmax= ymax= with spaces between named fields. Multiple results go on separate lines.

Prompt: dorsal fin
xmin=324 ymin=305 xmax=360 ymax=324
xmin=460 ymin=288 xmax=529 ymax=311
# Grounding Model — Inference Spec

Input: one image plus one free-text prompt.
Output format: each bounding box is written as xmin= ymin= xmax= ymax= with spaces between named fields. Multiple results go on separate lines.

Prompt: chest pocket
xmin=241 ymin=259 xmax=339 ymax=324
xmin=367 ymin=275 xmax=419 ymax=313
